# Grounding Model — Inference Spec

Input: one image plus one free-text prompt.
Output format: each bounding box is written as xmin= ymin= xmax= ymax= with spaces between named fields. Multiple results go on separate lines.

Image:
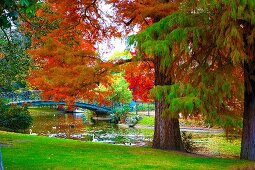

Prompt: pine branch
xmin=114 ymin=57 xmax=153 ymax=66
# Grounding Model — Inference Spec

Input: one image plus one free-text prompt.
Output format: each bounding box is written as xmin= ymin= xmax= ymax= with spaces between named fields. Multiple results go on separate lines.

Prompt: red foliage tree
xmin=124 ymin=61 xmax=154 ymax=102
xmin=25 ymin=1 xmax=114 ymax=107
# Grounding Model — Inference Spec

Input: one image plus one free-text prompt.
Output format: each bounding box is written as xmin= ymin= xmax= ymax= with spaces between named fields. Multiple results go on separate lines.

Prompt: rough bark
xmin=240 ymin=61 xmax=255 ymax=160
xmin=152 ymin=55 xmax=184 ymax=151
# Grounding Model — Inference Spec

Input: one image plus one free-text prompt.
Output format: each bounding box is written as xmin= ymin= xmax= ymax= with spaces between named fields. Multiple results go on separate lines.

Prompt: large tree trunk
xmin=240 ymin=61 xmax=255 ymax=160
xmin=152 ymin=56 xmax=184 ymax=151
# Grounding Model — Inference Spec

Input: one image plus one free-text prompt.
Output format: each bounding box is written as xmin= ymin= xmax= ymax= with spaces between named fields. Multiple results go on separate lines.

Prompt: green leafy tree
xmin=105 ymin=0 xmax=185 ymax=151
xmin=131 ymin=0 xmax=254 ymax=160
xmin=110 ymin=73 xmax=132 ymax=104
xmin=107 ymin=73 xmax=132 ymax=121
xmin=0 ymin=0 xmax=40 ymax=92
xmin=0 ymin=0 xmax=40 ymax=40
xmin=0 ymin=31 xmax=31 ymax=92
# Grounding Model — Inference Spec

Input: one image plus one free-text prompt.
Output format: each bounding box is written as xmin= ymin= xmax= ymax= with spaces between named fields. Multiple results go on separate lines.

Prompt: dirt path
xmin=135 ymin=124 xmax=224 ymax=133
xmin=135 ymin=111 xmax=224 ymax=133
xmin=136 ymin=111 xmax=155 ymax=116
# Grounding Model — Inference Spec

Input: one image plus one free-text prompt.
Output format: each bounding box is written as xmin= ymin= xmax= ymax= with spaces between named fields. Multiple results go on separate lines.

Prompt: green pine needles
xmin=151 ymin=84 xmax=201 ymax=118
xmin=129 ymin=0 xmax=253 ymax=129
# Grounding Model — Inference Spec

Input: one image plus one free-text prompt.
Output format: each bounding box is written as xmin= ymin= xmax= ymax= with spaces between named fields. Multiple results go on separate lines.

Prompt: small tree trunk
xmin=0 ymin=147 xmax=3 ymax=170
xmin=152 ymin=56 xmax=184 ymax=151
xmin=240 ymin=61 xmax=255 ymax=160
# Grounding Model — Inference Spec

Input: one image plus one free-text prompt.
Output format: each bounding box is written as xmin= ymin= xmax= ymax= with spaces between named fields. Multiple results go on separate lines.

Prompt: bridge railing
xmin=0 ymin=90 xmax=112 ymax=113
xmin=0 ymin=91 xmax=156 ymax=113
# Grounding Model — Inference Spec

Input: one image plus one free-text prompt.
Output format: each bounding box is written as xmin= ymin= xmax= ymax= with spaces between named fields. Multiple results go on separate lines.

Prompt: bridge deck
xmin=1 ymin=90 xmax=112 ymax=114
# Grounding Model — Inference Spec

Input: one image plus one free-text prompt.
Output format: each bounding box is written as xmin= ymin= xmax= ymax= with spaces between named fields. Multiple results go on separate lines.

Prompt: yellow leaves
xmin=108 ymin=50 xmax=132 ymax=61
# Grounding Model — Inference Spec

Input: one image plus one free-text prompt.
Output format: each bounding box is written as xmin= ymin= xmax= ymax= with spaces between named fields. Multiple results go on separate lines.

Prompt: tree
xmin=110 ymin=73 xmax=132 ymax=104
xmin=106 ymin=73 xmax=132 ymax=121
xmin=0 ymin=0 xmax=40 ymax=92
xmin=28 ymin=39 xmax=113 ymax=105
xmin=107 ymin=0 xmax=185 ymax=151
xmin=26 ymin=1 xmax=114 ymax=107
xmin=0 ymin=0 xmax=40 ymax=41
xmin=109 ymin=50 xmax=154 ymax=102
xmin=0 ymin=29 xmax=32 ymax=92
xmin=132 ymin=0 xmax=254 ymax=160
xmin=170 ymin=0 xmax=254 ymax=160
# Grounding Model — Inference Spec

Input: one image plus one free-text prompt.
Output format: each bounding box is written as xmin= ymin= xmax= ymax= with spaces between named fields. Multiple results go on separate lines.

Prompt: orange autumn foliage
xmin=26 ymin=1 xmax=114 ymax=106
xmin=106 ymin=0 xmax=181 ymax=33
xmin=25 ymin=0 xmax=181 ymax=105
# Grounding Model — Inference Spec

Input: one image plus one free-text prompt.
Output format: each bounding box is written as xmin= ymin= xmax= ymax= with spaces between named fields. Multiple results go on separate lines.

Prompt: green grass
xmin=1 ymin=131 xmax=254 ymax=170
xmin=136 ymin=116 xmax=241 ymax=158
xmin=139 ymin=128 xmax=154 ymax=138
xmin=138 ymin=116 xmax=155 ymax=126
xmin=209 ymin=137 xmax=241 ymax=157
xmin=189 ymin=133 xmax=241 ymax=158
xmin=198 ymin=136 xmax=241 ymax=158
xmin=28 ymin=107 xmax=58 ymax=112
xmin=28 ymin=107 xmax=59 ymax=116
xmin=138 ymin=128 xmax=154 ymax=136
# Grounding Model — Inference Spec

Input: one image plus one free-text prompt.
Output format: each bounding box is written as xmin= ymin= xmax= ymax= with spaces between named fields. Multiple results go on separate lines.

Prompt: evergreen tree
xmin=131 ymin=0 xmax=254 ymax=160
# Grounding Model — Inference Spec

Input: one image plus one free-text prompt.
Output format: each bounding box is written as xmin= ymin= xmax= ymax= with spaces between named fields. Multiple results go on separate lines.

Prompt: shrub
xmin=0 ymin=100 xmax=32 ymax=131
xmin=181 ymin=132 xmax=196 ymax=153
xmin=125 ymin=115 xmax=142 ymax=126
xmin=112 ymin=104 xmax=130 ymax=122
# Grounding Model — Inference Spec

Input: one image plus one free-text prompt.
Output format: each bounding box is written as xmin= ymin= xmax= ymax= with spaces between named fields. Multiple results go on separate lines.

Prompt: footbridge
xmin=0 ymin=90 xmax=112 ymax=114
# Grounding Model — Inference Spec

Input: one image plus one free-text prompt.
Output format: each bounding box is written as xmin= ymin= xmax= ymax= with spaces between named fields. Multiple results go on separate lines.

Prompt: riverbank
xmin=26 ymin=107 xmax=241 ymax=158
xmin=0 ymin=131 xmax=254 ymax=169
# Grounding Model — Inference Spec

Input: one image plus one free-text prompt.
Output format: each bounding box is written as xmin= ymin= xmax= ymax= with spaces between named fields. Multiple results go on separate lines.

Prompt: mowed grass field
xmin=0 ymin=131 xmax=255 ymax=170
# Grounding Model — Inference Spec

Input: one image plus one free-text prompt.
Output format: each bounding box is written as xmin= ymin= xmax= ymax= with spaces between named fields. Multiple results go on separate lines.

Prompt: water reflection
xmin=29 ymin=109 xmax=152 ymax=146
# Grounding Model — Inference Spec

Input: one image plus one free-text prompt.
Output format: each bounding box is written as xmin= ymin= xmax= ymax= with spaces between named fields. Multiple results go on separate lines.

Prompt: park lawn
xmin=190 ymin=133 xmax=241 ymax=158
xmin=1 ymin=131 xmax=254 ymax=170
xmin=28 ymin=107 xmax=58 ymax=114
xmin=138 ymin=116 xmax=155 ymax=126
xmin=137 ymin=116 xmax=209 ymax=128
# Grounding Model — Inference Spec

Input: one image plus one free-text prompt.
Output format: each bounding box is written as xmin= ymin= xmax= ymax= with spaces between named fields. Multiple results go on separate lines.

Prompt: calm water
xmin=27 ymin=108 xmax=240 ymax=158
xmin=28 ymin=108 xmax=152 ymax=146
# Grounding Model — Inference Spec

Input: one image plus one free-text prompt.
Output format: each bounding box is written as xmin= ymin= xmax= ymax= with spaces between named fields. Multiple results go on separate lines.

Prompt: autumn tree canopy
xmin=26 ymin=0 xmax=115 ymax=106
